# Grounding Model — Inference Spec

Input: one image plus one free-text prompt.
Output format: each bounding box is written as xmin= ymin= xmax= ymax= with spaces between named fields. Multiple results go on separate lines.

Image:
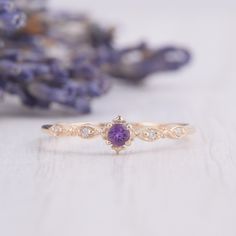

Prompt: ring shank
xmin=42 ymin=122 xmax=195 ymax=138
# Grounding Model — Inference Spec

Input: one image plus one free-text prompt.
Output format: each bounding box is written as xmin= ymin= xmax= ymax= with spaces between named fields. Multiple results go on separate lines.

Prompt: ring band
xmin=42 ymin=115 xmax=195 ymax=153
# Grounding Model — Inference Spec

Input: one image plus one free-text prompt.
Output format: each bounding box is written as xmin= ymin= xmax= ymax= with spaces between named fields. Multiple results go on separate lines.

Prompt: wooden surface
xmin=0 ymin=1 xmax=236 ymax=236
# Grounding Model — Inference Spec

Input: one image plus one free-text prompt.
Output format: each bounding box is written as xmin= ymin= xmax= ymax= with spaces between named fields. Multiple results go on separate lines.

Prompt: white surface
xmin=1 ymin=1 xmax=236 ymax=236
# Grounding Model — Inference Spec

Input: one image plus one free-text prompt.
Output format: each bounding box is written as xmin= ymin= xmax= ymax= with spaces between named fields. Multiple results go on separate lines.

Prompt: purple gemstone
xmin=108 ymin=124 xmax=130 ymax=147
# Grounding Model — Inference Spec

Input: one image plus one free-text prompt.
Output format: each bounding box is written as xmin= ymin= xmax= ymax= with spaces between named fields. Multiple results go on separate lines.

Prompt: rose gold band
xmin=42 ymin=116 xmax=195 ymax=153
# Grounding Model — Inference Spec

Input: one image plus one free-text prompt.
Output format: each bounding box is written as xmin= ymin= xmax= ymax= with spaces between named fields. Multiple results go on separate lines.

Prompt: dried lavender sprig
xmin=0 ymin=53 xmax=111 ymax=113
xmin=105 ymin=45 xmax=191 ymax=82
xmin=0 ymin=0 xmax=191 ymax=114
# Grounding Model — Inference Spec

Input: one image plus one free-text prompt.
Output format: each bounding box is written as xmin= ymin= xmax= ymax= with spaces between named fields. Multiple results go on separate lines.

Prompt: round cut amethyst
xmin=108 ymin=124 xmax=130 ymax=147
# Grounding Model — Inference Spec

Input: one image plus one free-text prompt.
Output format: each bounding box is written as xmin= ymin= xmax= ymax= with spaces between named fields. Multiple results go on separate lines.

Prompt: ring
xmin=41 ymin=115 xmax=195 ymax=154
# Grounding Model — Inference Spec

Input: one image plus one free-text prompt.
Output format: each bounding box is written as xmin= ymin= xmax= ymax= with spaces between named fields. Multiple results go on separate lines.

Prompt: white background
xmin=0 ymin=0 xmax=236 ymax=235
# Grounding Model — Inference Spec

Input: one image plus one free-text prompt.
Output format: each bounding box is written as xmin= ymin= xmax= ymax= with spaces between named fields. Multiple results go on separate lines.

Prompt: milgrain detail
xmin=42 ymin=124 xmax=100 ymax=138
xmin=135 ymin=125 xmax=192 ymax=141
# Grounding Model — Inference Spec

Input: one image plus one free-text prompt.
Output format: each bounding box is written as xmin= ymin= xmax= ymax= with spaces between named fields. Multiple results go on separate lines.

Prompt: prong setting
xmin=102 ymin=116 xmax=134 ymax=153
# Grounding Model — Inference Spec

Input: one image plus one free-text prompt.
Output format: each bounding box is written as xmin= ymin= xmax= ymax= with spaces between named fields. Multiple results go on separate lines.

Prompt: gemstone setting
xmin=80 ymin=126 xmax=94 ymax=138
xmin=145 ymin=128 xmax=158 ymax=141
xmin=136 ymin=128 xmax=162 ymax=141
xmin=108 ymin=124 xmax=130 ymax=147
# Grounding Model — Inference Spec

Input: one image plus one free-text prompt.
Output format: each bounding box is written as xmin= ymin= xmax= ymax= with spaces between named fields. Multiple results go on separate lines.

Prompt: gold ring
xmin=41 ymin=115 xmax=195 ymax=154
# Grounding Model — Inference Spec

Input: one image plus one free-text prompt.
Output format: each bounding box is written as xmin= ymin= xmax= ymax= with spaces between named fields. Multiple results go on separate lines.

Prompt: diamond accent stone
xmin=147 ymin=129 xmax=158 ymax=140
xmin=137 ymin=128 xmax=161 ymax=141
xmin=80 ymin=126 xmax=94 ymax=138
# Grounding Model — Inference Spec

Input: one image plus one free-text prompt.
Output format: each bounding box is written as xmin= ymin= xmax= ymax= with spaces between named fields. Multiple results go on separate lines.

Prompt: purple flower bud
xmin=0 ymin=60 xmax=21 ymax=76
xmin=0 ymin=49 xmax=20 ymax=61
xmin=88 ymin=23 xmax=114 ymax=48
xmin=72 ymin=63 xmax=97 ymax=80
xmin=0 ymin=1 xmax=14 ymax=14
xmin=5 ymin=81 xmax=22 ymax=95
xmin=66 ymin=97 xmax=91 ymax=114
xmin=0 ymin=77 xmax=6 ymax=89
xmin=18 ymin=67 xmax=34 ymax=82
xmin=64 ymin=80 xmax=86 ymax=97
xmin=34 ymin=64 xmax=50 ymax=76
xmin=87 ymin=82 xmax=102 ymax=97
xmin=0 ymin=10 xmax=26 ymax=32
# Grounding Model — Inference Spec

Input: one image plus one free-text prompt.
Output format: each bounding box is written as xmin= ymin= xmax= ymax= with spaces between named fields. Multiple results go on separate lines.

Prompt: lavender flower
xmin=0 ymin=0 xmax=26 ymax=32
xmin=0 ymin=0 xmax=191 ymax=114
